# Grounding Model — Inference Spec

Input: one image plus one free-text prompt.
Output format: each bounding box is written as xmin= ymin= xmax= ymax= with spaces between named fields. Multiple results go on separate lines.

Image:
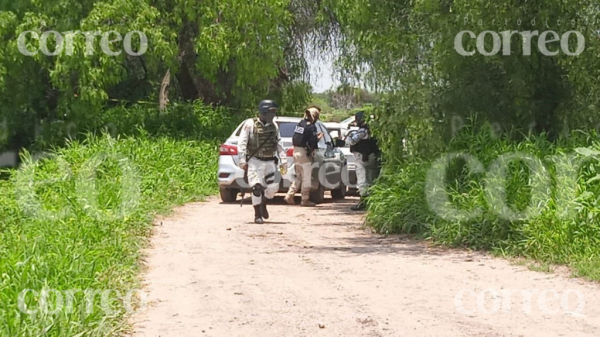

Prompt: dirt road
xmin=129 ymin=196 xmax=600 ymax=337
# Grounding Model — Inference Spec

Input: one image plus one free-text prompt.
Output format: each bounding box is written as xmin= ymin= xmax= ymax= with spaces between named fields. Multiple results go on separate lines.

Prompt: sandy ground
xmin=128 ymin=195 xmax=600 ymax=337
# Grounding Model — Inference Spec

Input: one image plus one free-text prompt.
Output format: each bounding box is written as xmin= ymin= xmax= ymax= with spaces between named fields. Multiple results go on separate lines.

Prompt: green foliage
xmin=308 ymin=96 xmax=333 ymax=114
xmin=328 ymin=2 xmax=600 ymax=280
xmin=328 ymin=0 xmax=600 ymax=147
xmin=0 ymin=133 xmax=221 ymax=335
xmin=101 ymin=102 xmax=245 ymax=141
xmin=279 ymin=81 xmax=314 ymax=114
xmin=28 ymin=101 xmax=247 ymax=153
xmin=367 ymin=126 xmax=600 ymax=280
xmin=308 ymin=87 xmax=379 ymax=122
xmin=0 ymin=0 xmax=315 ymax=153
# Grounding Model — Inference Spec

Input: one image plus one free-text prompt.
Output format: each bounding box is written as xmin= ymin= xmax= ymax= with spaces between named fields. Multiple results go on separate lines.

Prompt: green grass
xmin=0 ymin=133 xmax=220 ymax=336
xmin=367 ymin=128 xmax=600 ymax=282
xmin=508 ymin=258 xmax=555 ymax=273
xmin=527 ymin=262 xmax=554 ymax=274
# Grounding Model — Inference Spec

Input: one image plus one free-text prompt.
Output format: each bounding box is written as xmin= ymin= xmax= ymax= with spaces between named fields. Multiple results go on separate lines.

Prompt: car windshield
xmin=277 ymin=122 xmax=297 ymax=138
xmin=233 ymin=120 xmax=297 ymax=137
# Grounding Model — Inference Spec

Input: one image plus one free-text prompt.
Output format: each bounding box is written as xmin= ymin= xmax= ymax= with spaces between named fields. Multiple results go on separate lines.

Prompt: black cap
xmin=259 ymin=100 xmax=278 ymax=114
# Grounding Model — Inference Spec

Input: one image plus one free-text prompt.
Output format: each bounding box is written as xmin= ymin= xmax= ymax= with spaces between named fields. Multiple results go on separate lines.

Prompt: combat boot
xmin=261 ymin=195 xmax=269 ymax=219
xmin=351 ymin=195 xmax=367 ymax=211
xmin=301 ymin=191 xmax=316 ymax=207
xmin=284 ymin=193 xmax=296 ymax=205
xmin=254 ymin=205 xmax=264 ymax=224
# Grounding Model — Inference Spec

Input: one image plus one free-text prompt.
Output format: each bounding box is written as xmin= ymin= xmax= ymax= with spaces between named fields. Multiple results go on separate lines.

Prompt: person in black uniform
xmin=284 ymin=107 xmax=321 ymax=206
xmin=346 ymin=111 xmax=381 ymax=211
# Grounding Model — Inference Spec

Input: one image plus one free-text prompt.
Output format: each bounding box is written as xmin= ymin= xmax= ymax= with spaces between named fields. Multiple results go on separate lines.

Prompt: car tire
xmin=220 ymin=188 xmax=238 ymax=203
xmin=331 ymin=182 xmax=346 ymax=200
xmin=309 ymin=183 xmax=325 ymax=204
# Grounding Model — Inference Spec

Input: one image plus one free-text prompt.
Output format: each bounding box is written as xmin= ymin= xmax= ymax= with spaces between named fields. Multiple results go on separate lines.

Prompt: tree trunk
xmin=159 ymin=68 xmax=171 ymax=112
xmin=176 ymin=20 xmax=199 ymax=101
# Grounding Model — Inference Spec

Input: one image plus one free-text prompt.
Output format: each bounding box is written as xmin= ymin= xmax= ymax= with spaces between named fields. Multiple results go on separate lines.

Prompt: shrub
xmin=367 ymin=127 xmax=600 ymax=280
xmin=0 ymin=133 xmax=220 ymax=335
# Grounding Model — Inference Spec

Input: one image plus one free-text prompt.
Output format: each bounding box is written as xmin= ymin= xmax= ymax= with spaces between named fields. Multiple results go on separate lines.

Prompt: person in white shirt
xmin=309 ymin=106 xmax=332 ymax=161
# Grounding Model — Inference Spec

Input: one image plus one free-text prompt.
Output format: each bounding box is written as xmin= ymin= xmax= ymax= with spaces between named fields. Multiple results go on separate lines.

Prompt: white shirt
xmin=314 ymin=120 xmax=332 ymax=149
xmin=237 ymin=118 xmax=286 ymax=165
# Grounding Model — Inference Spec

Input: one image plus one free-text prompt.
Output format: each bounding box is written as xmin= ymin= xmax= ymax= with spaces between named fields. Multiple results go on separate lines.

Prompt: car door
xmin=318 ymin=126 xmax=344 ymax=189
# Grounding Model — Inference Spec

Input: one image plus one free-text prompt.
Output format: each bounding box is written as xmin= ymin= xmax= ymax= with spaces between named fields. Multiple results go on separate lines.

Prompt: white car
xmin=323 ymin=122 xmax=357 ymax=192
xmin=340 ymin=116 xmax=355 ymax=129
xmin=218 ymin=116 xmax=349 ymax=203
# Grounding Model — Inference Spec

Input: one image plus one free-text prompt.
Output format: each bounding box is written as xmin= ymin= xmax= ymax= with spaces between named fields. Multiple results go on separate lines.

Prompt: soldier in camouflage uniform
xmin=347 ymin=111 xmax=381 ymax=211
xmin=238 ymin=100 xmax=288 ymax=224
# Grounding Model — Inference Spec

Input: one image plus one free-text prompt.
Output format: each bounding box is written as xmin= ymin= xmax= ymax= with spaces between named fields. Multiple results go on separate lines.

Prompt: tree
xmin=0 ymin=0 xmax=332 ymax=155
xmin=321 ymin=0 xmax=600 ymax=159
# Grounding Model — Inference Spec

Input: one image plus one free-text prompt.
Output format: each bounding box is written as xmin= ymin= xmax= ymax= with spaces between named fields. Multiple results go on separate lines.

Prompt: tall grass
xmin=368 ymin=127 xmax=600 ymax=281
xmin=30 ymin=101 xmax=244 ymax=152
xmin=0 ymin=133 xmax=220 ymax=336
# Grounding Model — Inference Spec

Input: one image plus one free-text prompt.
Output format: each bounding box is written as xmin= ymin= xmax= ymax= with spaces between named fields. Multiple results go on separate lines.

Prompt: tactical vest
xmin=247 ymin=118 xmax=278 ymax=159
xmin=350 ymin=124 xmax=381 ymax=160
xmin=292 ymin=119 xmax=318 ymax=152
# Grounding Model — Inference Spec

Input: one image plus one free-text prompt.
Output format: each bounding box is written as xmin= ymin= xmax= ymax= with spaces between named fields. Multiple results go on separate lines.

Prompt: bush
xmin=30 ymin=101 xmax=247 ymax=153
xmin=0 ymin=133 xmax=220 ymax=335
xmin=367 ymin=126 xmax=600 ymax=281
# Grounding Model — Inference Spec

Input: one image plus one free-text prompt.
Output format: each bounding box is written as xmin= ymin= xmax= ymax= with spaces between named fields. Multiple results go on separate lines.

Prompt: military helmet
xmin=354 ymin=110 xmax=365 ymax=124
xmin=259 ymin=100 xmax=278 ymax=114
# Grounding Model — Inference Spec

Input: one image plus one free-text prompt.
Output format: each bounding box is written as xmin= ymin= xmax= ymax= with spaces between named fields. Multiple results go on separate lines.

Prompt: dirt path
xmin=128 ymin=196 xmax=600 ymax=337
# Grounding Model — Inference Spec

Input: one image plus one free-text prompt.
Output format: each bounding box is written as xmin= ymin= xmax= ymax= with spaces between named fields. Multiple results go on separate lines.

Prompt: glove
xmin=279 ymin=162 xmax=288 ymax=175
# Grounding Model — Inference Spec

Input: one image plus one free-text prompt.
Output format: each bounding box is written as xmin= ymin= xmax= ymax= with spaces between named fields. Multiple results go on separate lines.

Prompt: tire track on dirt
xmin=129 ymin=196 xmax=600 ymax=337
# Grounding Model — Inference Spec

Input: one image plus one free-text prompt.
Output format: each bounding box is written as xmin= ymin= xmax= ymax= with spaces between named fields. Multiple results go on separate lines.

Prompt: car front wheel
xmin=220 ymin=187 xmax=238 ymax=203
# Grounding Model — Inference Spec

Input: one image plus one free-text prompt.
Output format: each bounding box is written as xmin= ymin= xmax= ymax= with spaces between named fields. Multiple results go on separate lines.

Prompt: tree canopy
xmin=0 ymin=0 xmax=336 ymax=153
xmin=322 ymin=0 xmax=600 ymax=158
xmin=3 ymin=0 xmax=600 ymax=159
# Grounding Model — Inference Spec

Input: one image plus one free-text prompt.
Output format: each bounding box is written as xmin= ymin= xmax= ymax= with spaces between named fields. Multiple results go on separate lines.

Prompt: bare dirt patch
xmin=128 ymin=196 xmax=600 ymax=336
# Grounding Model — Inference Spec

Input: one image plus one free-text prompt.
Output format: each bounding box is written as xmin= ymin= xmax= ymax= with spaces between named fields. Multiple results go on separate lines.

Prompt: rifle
xmin=239 ymin=124 xmax=277 ymax=207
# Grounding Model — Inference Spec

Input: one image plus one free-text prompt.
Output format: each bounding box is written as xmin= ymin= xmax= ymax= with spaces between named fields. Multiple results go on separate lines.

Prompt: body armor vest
xmin=292 ymin=119 xmax=318 ymax=155
xmin=350 ymin=124 xmax=381 ymax=160
xmin=247 ymin=118 xmax=278 ymax=159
